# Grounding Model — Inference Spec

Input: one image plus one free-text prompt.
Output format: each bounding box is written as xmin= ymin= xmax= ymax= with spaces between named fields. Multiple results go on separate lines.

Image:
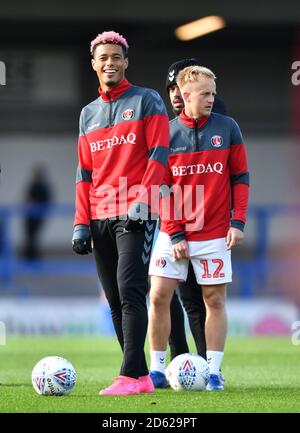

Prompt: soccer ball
xmin=166 ymin=353 xmax=209 ymax=391
xmin=32 ymin=356 xmax=77 ymax=396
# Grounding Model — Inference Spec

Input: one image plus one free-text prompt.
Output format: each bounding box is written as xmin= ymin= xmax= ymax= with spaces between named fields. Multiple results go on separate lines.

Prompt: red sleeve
xmin=231 ymin=183 xmax=249 ymax=223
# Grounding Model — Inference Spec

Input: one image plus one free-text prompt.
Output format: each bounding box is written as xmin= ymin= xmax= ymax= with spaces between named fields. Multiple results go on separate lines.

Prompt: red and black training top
xmin=160 ymin=109 xmax=249 ymax=242
xmin=74 ymin=79 xmax=170 ymax=225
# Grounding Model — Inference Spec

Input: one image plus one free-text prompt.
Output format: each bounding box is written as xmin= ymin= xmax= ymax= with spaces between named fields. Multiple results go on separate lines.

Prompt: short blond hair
xmin=176 ymin=66 xmax=216 ymax=90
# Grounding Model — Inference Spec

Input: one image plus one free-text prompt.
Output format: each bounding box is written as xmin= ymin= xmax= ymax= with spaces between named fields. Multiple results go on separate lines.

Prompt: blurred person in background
xmin=148 ymin=65 xmax=249 ymax=391
xmin=72 ymin=31 xmax=170 ymax=396
xmin=22 ymin=164 xmax=53 ymax=260
xmin=149 ymin=58 xmax=227 ymax=388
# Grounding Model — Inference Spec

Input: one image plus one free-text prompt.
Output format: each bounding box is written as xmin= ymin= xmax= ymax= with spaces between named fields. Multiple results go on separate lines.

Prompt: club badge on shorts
xmin=155 ymin=258 xmax=166 ymax=268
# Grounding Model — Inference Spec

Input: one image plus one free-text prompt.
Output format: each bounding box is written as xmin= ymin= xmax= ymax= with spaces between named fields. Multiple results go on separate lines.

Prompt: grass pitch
xmin=0 ymin=336 xmax=299 ymax=413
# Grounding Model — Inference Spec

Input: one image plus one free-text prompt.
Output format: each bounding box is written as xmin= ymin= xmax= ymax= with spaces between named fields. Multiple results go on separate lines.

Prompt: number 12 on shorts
xmin=200 ymin=259 xmax=225 ymax=279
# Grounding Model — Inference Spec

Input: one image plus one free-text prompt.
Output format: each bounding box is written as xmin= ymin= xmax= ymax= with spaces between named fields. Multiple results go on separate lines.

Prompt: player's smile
xmin=103 ymin=68 xmax=118 ymax=78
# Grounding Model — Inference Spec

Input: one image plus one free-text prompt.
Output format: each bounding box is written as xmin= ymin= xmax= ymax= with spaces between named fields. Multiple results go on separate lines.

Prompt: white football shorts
xmin=149 ymin=231 xmax=232 ymax=285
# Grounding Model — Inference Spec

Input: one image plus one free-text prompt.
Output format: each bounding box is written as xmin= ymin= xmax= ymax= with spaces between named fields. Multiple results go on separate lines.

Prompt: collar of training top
xmin=98 ymin=79 xmax=132 ymax=102
xmin=179 ymin=109 xmax=209 ymax=129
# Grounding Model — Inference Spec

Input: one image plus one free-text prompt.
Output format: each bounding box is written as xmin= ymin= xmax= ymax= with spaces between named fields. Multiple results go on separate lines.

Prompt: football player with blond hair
xmin=148 ymin=65 xmax=249 ymax=391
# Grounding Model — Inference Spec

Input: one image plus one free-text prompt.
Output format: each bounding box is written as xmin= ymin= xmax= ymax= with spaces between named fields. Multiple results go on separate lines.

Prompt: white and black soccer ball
xmin=166 ymin=353 xmax=209 ymax=391
xmin=32 ymin=356 xmax=77 ymax=396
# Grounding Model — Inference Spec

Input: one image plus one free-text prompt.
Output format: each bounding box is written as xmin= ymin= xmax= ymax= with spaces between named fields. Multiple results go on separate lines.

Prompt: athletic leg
xmin=202 ymin=283 xmax=227 ymax=390
xmin=189 ymin=237 xmax=231 ymax=390
xmin=148 ymin=276 xmax=178 ymax=353
xmin=202 ymin=284 xmax=227 ymax=352
xmin=148 ymin=230 xmax=189 ymax=386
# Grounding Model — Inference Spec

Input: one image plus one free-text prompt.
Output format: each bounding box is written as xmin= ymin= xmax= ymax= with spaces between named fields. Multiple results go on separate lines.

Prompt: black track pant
xmin=168 ymin=263 xmax=207 ymax=360
xmin=169 ymin=292 xmax=189 ymax=359
xmin=178 ymin=262 xmax=207 ymax=359
xmin=91 ymin=218 xmax=155 ymax=378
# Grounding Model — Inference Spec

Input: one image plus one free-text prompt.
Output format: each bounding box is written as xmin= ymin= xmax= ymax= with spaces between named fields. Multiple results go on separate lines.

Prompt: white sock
xmin=206 ymin=350 xmax=224 ymax=375
xmin=150 ymin=350 xmax=167 ymax=374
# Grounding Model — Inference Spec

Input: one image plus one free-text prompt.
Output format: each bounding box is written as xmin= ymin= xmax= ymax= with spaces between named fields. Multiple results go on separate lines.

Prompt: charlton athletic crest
xmin=122 ymin=109 xmax=134 ymax=120
xmin=155 ymin=258 xmax=166 ymax=268
xmin=211 ymin=135 xmax=223 ymax=147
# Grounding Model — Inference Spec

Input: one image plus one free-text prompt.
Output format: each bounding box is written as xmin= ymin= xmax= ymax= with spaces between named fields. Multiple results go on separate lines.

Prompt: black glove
xmin=124 ymin=202 xmax=148 ymax=232
xmin=72 ymin=224 xmax=92 ymax=255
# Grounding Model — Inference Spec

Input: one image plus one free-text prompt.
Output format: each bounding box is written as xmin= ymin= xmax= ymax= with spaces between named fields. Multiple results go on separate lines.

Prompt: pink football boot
xmin=99 ymin=375 xmax=141 ymax=396
xmin=138 ymin=374 xmax=155 ymax=393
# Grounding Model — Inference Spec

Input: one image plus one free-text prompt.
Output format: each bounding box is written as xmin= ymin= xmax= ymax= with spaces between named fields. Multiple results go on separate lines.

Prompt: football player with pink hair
xmin=72 ymin=31 xmax=170 ymax=396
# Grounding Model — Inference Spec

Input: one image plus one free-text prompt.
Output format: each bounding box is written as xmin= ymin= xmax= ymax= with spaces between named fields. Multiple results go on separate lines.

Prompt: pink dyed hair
xmin=90 ymin=31 xmax=129 ymax=55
